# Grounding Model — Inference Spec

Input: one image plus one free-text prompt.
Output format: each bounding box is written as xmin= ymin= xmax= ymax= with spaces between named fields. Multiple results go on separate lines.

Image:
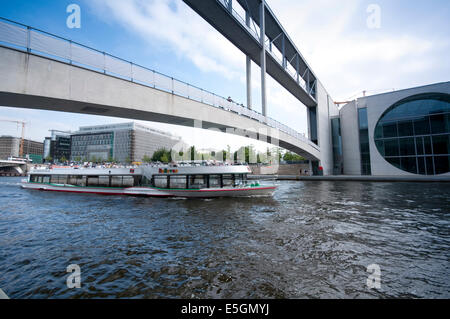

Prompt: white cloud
xmin=90 ymin=0 xmax=244 ymax=80
xmin=267 ymin=0 xmax=448 ymax=101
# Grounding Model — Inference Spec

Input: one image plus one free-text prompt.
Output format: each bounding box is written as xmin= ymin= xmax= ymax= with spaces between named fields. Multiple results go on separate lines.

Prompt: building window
xmin=331 ymin=118 xmax=343 ymax=175
xmin=308 ymin=107 xmax=318 ymax=145
xmin=374 ymin=93 xmax=450 ymax=175
xmin=358 ymin=107 xmax=372 ymax=175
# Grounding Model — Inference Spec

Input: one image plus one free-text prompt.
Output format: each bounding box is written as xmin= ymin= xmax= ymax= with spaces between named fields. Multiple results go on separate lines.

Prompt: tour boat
xmin=21 ymin=164 xmax=277 ymax=198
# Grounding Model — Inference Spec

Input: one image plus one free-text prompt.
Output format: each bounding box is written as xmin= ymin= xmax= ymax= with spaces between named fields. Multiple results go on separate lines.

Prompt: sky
xmin=0 ymin=0 xmax=449 ymax=152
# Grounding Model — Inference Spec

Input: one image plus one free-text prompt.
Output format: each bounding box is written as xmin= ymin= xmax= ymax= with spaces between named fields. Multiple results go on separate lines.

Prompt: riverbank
xmin=249 ymin=174 xmax=450 ymax=182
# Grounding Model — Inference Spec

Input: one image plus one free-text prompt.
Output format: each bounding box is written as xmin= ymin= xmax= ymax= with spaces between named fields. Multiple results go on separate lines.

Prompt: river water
xmin=0 ymin=176 xmax=448 ymax=299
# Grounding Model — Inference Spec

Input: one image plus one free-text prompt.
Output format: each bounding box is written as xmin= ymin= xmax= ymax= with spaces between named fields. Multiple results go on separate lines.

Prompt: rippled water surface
xmin=0 ymin=177 xmax=449 ymax=298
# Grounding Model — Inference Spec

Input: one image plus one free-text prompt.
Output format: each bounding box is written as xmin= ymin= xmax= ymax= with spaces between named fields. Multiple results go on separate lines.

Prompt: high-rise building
xmin=43 ymin=130 xmax=72 ymax=163
xmin=0 ymin=136 xmax=44 ymax=163
xmin=70 ymin=122 xmax=187 ymax=163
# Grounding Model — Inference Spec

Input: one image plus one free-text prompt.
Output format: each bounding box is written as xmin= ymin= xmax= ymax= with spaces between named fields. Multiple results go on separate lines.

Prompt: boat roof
xmin=29 ymin=164 xmax=252 ymax=175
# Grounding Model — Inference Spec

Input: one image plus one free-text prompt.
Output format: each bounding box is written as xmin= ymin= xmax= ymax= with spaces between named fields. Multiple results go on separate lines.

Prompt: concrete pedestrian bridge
xmin=0 ymin=18 xmax=320 ymax=160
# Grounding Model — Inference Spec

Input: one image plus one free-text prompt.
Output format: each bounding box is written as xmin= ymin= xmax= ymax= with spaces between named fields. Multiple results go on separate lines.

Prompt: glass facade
xmin=358 ymin=108 xmax=372 ymax=175
xmin=308 ymin=107 xmax=318 ymax=145
xmin=71 ymin=133 xmax=115 ymax=162
xmin=374 ymin=93 xmax=450 ymax=175
xmin=331 ymin=118 xmax=343 ymax=175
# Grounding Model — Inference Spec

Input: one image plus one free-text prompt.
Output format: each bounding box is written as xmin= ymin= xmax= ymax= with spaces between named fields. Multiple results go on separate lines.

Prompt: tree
xmin=45 ymin=155 xmax=53 ymax=163
xmin=60 ymin=155 xmax=67 ymax=163
xmin=160 ymin=153 xmax=169 ymax=163
xmin=142 ymin=154 xmax=152 ymax=163
xmin=189 ymin=146 xmax=196 ymax=161
xmin=283 ymin=152 xmax=306 ymax=162
xmin=152 ymin=148 xmax=172 ymax=163
xmin=74 ymin=156 xmax=81 ymax=163
xmin=222 ymin=150 xmax=228 ymax=162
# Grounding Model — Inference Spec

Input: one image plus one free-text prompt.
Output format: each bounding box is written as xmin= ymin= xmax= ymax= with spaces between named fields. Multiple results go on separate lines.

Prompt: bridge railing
xmin=0 ymin=17 xmax=319 ymax=151
xmin=215 ymin=0 xmax=315 ymax=99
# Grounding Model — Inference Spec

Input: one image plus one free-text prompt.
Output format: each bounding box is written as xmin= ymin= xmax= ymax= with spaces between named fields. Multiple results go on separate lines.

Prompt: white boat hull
xmin=21 ymin=183 xmax=276 ymax=198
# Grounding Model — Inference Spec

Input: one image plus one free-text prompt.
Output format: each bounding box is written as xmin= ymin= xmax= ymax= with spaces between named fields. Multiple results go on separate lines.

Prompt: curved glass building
xmin=339 ymin=82 xmax=450 ymax=176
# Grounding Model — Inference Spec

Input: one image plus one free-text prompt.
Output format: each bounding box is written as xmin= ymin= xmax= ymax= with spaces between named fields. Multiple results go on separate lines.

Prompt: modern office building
xmin=70 ymin=122 xmax=186 ymax=163
xmin=0 ymin=136 xmax=44 ymax=163
xmin=43 ymin=130 xmax=72 ymax=163
xmin=336 ymin=81 xmax=449 ymax=176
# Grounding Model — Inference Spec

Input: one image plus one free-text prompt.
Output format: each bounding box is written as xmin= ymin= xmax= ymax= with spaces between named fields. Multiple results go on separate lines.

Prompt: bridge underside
xmin=182 ymin=0 xmax=317 ymax=107
xmin=0 ymin=47 xmax=320 ymax=160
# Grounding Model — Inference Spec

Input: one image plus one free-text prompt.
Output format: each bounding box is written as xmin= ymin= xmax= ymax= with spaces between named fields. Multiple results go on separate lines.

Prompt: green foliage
xmin=283 ymin=152 xmax=305 ymax=162
xmin=189 ymin=146 xmax=196 ymax=161
xmin=142 ymin=154 xmax=152 ymax=163
xmin=152 ymin=148 xmax=172 ymax=163
xmin=160 ymin=153 xmax=169 ymax=163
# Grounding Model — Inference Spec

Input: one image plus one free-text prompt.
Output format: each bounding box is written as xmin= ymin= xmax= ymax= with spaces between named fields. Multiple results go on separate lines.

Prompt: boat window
xmin=43 ymin=176 xmax=50 ymax=184
xmin=50 ymin=175 xmax=58 ymax=184
xmin=87 ymin=176 xmax=99 ymax=187
xmin=154 ymin=175 xmax=168 ymax=188
xmin=51 ymin=175 xmax=68 ymax=184
xmin=222 ymin=174 xmax=234 ymax=187
xmin=98 ymin=176 xmax=110 ymax=187
xmin=111 ymin=176 xmax=123 ymax=187
xmin=170 ymin=175 xmax=186 ymax=189
xmin=68 ymin=175 xmax=77 ymax=185
xmin=189 ymin=175 xmax=207 ymax=189
xmin=234 ymin=174 xmax=243 ymax=186
xmin=122 ymin=176 xmax=134 ymax=187
xmin=68 ymin=175 xmax=86 ymax=186
xmin=30 ymin=175 xmax=37 ymax=182
xmin=209 ymin=175 xmax=221 ymax=188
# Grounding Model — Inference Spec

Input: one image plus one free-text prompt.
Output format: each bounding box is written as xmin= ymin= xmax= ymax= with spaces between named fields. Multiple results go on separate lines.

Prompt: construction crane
xmin=0 ymin=119 xmax=26 ymax=157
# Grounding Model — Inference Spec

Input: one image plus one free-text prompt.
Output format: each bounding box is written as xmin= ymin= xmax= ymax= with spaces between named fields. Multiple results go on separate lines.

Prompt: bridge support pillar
xmin=260 ymin=0 xmax=267 ymax=116
xmin=246 ymin=11 xmax=252 ymax=110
